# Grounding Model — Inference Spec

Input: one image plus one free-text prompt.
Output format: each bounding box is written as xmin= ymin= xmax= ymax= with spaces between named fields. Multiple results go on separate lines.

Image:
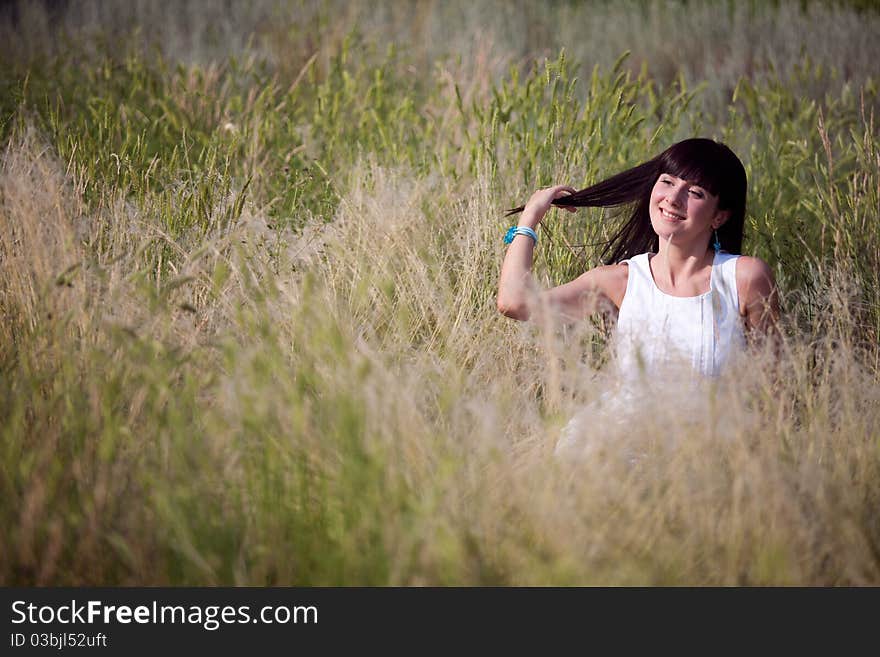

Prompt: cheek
xmin=688 ymin=198 xmax=712 ymax=218
xmin=694 ymin=199 xmax=715 ymax=221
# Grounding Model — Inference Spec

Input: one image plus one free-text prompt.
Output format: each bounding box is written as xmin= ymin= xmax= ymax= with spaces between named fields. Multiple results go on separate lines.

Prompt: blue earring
xmin=713 ymin=229 xmax=721 ymax=254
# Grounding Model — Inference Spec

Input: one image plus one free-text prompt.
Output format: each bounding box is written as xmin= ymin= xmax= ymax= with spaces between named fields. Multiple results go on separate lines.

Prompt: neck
xmin=653 ymin=236 xmax=714 ymax=288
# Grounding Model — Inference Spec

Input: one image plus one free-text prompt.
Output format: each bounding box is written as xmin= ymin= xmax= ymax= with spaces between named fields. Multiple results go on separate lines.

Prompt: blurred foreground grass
xmin=1 ymin=0 xmax=879 ymax=584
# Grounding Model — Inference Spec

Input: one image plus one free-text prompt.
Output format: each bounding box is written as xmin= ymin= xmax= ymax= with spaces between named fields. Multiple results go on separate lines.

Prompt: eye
xmin=660 ymin=178 xmax=673 ymax=185
xmin=688 ymin=188 xmax=705 ymax=198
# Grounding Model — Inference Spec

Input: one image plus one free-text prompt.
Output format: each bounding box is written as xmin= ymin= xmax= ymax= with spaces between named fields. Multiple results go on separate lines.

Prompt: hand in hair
xmin=497 ymin=184 xmax=582 ymax=321
xmin=519 ymin=185 xmax=578 ymax=228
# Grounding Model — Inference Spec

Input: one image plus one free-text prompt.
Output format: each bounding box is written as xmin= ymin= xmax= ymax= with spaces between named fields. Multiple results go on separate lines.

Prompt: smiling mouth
xmin=661 ymin=208 xmax=685 ymax=221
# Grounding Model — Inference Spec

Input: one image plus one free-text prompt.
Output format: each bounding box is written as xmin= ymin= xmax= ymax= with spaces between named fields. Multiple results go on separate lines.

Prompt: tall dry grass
xmin=1 ymin=0 xmax=878 ymax=584
xmin=2 ymin=129 xmax=878 ymax=584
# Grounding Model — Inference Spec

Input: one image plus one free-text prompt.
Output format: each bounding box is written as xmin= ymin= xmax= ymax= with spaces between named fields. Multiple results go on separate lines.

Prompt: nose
xmin=667 ymin=183 xmax=687 ymax=208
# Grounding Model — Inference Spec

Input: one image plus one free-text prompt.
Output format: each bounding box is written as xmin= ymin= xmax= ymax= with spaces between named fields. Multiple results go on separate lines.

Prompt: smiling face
xmin=648 ymin=173 xmax=730 ymax=248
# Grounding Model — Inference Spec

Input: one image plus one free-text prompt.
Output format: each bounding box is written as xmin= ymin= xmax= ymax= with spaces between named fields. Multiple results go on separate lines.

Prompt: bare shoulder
xmin=568 ymin=262 xmax=628 ymax=308
xmin=736 ymin=256 xmax=775 ymax=292
xmin=735 ymin=255 xmax=777 ymax=317
xmin=736 ymin=255 xmax=774 ymax=281
xmin=543 ymin=262 xmax=629 ymax=320
xmin=590 ymin=262 xmax=629 ymax=308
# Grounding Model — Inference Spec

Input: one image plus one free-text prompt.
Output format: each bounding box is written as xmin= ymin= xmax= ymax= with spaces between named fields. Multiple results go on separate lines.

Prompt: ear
xmin=712 ymin=209 xmax=731 ymax=230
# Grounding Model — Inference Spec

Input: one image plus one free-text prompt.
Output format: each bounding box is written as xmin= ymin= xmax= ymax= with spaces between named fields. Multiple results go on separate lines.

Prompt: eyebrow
xmin=660 ymin=174 xmax=712 ymax=192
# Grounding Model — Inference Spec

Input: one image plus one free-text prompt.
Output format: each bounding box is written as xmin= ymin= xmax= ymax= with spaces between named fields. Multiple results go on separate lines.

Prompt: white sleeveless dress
xmin=555 ymin=251 xmax=745 ymax=459
xmin=616 ymin=251 xmax=744 ymax=379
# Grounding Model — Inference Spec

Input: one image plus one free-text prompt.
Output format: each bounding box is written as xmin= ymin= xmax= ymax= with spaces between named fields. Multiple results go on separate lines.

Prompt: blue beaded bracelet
xmin=503 ymin=226 xmax=538 ymax=245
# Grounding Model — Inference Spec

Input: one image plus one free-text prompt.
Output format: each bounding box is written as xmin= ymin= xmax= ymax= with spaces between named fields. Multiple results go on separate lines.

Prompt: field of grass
xmin=1 ymin=0 xmax=879 ymax=585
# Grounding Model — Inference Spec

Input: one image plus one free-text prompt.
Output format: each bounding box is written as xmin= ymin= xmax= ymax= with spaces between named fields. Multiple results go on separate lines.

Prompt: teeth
xmin=662 ymin=209 xmax=683 ymax=220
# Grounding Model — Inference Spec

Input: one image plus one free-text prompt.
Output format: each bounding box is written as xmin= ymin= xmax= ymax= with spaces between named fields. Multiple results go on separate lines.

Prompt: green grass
xmin=1 ymin=0 xmax=879 ymax=585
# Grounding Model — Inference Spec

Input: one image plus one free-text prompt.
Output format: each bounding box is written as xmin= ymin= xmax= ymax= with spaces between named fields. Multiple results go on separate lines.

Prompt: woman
xmin=496 ymin=138 xmax=779 ymax=457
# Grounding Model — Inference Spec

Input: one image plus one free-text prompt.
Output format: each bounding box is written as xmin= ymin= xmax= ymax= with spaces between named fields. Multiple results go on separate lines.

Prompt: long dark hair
xmin=507 ymin=138 xmax=747 ymax=264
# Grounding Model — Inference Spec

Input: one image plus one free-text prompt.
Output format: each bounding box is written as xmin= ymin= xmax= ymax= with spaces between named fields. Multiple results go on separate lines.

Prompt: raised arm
xmin=497 ymin=186 xmax=626 ymax=322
